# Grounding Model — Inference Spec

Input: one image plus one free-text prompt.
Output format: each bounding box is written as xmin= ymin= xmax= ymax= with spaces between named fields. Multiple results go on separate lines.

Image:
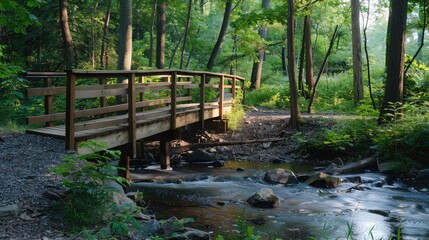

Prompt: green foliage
xmin=311 ymin=221 xmax=403 ymax=240
xmin=245 ymin=85 xmax=289 ymax=109
xmin=51 ymin=140 xmax=141 ymax=237
xmin=225 ymin=91 xmax=245 ymax=131
xmin=294 ymin=117 xmax=377 ymax=160
xmin=216 ymin=209 xmax=262 ymax=240
xmin=373 ymin=106 xmax=429 ymax=174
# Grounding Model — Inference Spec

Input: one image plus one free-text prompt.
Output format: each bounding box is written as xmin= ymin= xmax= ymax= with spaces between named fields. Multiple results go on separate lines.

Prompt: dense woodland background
xmin=0 ymin=0 xmax=428 ymax=170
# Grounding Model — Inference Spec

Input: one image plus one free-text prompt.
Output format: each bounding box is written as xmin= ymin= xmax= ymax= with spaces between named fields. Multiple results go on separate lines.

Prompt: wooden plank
xmin=128 ymin=73 xmax=137 ymax=158
xmin=138 ymin=76 xmax=145 ymax=111
xmin=75 ymin=88 xmax=128 ymax=99
xmin=44 ymin=77 xmax=53 ymax=127
xmin=65 ymin=71 xmax=76 ymax=150
xmin=26 ymin=86 xmax=66 ymax=97
xmin=26 ymin=72 xmax=66 ymax=78
xmin=74 ymin=116 xmax=128 ymax=132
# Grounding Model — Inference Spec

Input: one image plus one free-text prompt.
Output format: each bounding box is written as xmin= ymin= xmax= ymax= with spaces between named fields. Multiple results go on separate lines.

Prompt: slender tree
xmin=206 ymin=0 xmax=233 ymax=71
xmin=304 ymin=14 xmax=314 ymax=98
xmin=287 ymin=0 xmax=302 ymax=129
xmin=156 ymin=0 xmax=166 ymax=69
xmin=180 ymin=0 xmax=193 ymax=69
xmin=148 ymin=0 xmax=157 ymax=68
xmin=100 ymin=0 xmax=111 ymax=70
xmin=351 ymin=0 xmax=364 ymax=104
xmin=379 ymin=0 xmax=408 ymax=122
xmin=59 ymin=0 xmax=74 ymax=70
xmin=117 ymin=0 xmax=132 ymax=72
xmin=250 ymin=0 xmax=270 ymax=90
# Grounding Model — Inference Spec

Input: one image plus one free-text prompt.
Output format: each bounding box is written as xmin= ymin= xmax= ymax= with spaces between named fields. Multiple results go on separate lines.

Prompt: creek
xmin=129 ymin=161 xmax=429 ymax=239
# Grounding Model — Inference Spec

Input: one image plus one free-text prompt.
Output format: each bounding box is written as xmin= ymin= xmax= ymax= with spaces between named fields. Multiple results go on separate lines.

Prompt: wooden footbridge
xmin=25 ymin=69 xmax=245 ymax=168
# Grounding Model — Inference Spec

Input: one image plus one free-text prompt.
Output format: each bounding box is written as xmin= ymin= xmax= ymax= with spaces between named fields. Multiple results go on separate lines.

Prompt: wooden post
xmin=44 ymin=77 xmax=53 ymax=127
xmin=118 ymin=155 xmax=130 ymax=180
xmin=139 ymin=75 xmax=145 ymax=112
xmin=160 ymin=141 xmax=170 ymax=169
xmin=128 ymin=73 xmax=137 ymax=158
xmin=219 ymin=75 xmax=225 ymax=119
xmin=170 ymin=71 xmax=177 ymax=130
xmin=200 ymin=74 xmax=206 ymax=129
xmin=65 ymin=70 xmax=76 ymax=151
xmin=99 ymin=78 xmax=107 ymax=117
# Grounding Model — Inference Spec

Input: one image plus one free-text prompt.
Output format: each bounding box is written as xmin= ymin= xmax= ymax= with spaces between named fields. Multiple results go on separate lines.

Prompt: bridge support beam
xmin=159 ymin=141 xmax=171 ymax=170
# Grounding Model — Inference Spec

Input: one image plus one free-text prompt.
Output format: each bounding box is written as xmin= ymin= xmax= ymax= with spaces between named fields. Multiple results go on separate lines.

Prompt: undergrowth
xmin=51 ymin=140 xmax=141 ymax=238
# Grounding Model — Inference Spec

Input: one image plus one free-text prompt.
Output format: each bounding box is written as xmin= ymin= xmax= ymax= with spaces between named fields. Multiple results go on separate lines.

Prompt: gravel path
xmin=0 ymin=133 xmax=67 ymax=239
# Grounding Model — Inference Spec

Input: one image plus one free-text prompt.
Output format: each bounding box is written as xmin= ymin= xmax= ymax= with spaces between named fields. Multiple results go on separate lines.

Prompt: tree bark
xmin=298 ymin=25 xmax=305 ymax=96
xmin=379 ymin=0 xmax=408 ymax=123
xmin=281 ymin=46 xmax=287 ymax=76
xmin=117 ymin=0 xmax=132 ymax=72
xmin=351 ymin=0 xmax=364 ymax=104
xmin=59 ymin=0 xmax=74 ymax=70
xmin=156 ymin=0 xmax=166 ymax=69
xmin=304 ymin=15 xmax=314 ymax=98
xmin=287 ymin=0 xmax=302 ymax=129
xmin=149 ymin=0 xmax=157 ymax=68
xmin=206 ymin=0 xmax=233 ymax=71
xmin=307 ymin=26 xmax=339 ymax=113
xmin=180 ymin=0 xmax=193 ymax=69
xmin=100 ymin=0 xmax=111 ymax=70
xmin=250 ymin=0 xmax=270 ymax=90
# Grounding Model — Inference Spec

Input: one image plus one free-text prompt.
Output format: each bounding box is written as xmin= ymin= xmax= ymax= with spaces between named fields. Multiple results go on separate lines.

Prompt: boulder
xmin=263 ymin=168 xmax=298 ymax=185
xmin=305 ymin=172 xmax=342 ymax=188
xmin=0 ymin=204 xmax=20 ymax=219
xmin=171 ymin=228 xmax=210 ymax=240
xmin=140 ymin=219 xmax=161 ymax=239
xmin=247 ymin=188 xmax=280 ymax=208
xmin=415 ymin=168 xmax=429 ymax=188
xmin=159 ymin=217 xmax=185 ymax=236
xmin=185 ymin=149 xmax=216 ymax=163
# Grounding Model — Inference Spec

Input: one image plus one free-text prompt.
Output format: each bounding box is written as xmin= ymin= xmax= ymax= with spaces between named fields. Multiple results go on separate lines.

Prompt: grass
xmin=0 ymin=120 xmax=26 ymax=135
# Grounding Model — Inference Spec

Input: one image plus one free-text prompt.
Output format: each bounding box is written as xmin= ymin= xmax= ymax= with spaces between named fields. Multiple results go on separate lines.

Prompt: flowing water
xmin=129 ymin=161 xmax=429 ymax=239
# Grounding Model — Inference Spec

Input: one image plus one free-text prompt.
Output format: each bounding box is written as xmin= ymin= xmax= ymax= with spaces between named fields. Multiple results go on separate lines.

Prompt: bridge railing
xmin=26 ymin=69 xmax=245 ymax=153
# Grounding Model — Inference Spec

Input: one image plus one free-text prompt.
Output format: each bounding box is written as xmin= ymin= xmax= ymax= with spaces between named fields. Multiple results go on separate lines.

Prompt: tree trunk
xmin=304 ymin=15 xmax=314 ymax=98
xmin=307 ymin=26 xmax=339 ymax=113
xmin=351 ymin=0 xmax=364 ymax=104
xmin=100 ymin=0 xmax=111 ymax=70
xmin=287 ymin=0 xmax=302 ymax=129
xmin=281 ymin=46 xmax=287 ymax=76
xmin=149 ymin=0 xmax=157 ymax=68
xmin=379 ymin=0 xmax=408 ymax=123
xmin=250 ymin=0 xmax=270 ymax=90
xmin=206 ymin=0 xmax=233 ymax=71
xmin=156 ymin=0 xmax=166 ymax=69
xmin=180 ymin=0 xmax=193 ymax=69
xmin=117 ymin=0 xmax=132 ymax=72
xmin=59 ymin=0 xmax=74 ymax=70
xmin=298 ymin=25 xmax=305 ymax=96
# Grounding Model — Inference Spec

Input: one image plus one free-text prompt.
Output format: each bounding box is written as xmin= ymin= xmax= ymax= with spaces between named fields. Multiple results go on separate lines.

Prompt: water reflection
xmin=129 ymin=161 xmax=429 ymax=239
